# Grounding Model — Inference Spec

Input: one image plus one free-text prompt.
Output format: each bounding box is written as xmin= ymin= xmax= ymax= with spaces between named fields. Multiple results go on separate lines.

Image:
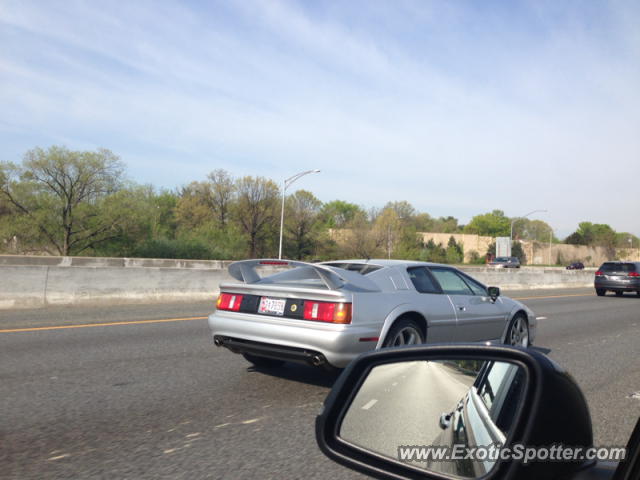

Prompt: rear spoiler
xmin=227 ymin=259 xmax=381 ymax=292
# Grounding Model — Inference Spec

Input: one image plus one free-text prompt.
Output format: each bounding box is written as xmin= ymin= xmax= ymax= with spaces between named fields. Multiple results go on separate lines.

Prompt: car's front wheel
xmin=242 ymin=352 xmax=286 ymax=368
xmin=383 ymin=319 xmax=425 ymax=348
xmin=596 ymin=289 xmax=606 ymax=297
xmin=505 ymin=314 xmax=529 ymax=348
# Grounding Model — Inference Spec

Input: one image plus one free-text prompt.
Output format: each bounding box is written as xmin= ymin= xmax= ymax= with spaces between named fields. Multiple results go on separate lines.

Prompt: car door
xmin=405 ymin=267 xmax=457 ymax=343
xmin=428 ymin=267 xmax=507 ymax=342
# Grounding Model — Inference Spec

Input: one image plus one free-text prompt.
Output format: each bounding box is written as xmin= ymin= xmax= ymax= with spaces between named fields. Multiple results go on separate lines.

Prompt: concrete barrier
xmin=0 ymin=258 xmax=596 ymax=310
xmin=0 ymin=264 xmax=283 ymax=310
xmin=458 ymin=267 xmax=594 ymax=290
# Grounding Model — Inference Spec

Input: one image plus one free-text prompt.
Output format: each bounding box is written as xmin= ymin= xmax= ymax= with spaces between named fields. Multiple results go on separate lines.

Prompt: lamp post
xmin=549 ymin=227 xmax=561 ymax=266
xmin=511 ymin=209 xmax=547 ymax=241
xmin=278 ymin=170 xmax=321 ymax=260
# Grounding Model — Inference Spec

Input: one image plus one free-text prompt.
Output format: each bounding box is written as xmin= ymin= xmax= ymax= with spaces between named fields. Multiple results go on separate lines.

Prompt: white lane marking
xmin=48 ymin=454 xmax=69 ymax=461
xmin=537 ymin=317 xmax=547 ymax=320
xmin=186 ymin=433 xmax=200 ymax=437
xmin=242 ymin=418 xmax=260 ymax=424
xmin=392 ymin=382 xmax=398 ymax=386
xmin=362 ymin=399 xmax=378 ymax=410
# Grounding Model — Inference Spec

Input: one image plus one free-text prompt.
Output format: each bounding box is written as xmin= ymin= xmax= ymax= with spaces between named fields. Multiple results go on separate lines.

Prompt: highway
xmin=2 ymin=288 xmax=639 ymax=479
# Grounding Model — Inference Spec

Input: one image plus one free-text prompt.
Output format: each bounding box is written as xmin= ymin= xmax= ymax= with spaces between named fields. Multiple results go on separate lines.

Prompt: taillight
xmin=595 ymin=270 xmax=602 ymax=276
xmin=259 ymin=261 xmax=289 ymax=265
xmin=628 ymin=271 xmax=640 ymax=277
xmin=303 ymin=301 xmax=352 ymax=324
xmin=216 ymin=293 xmax=243 ymax=311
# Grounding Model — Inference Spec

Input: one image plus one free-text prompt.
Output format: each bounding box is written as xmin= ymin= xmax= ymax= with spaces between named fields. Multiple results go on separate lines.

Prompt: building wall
xmin=419 ymin=233 xmax=494 ymax=263
xmin=520 ymin=241 xmax=639 ymax=266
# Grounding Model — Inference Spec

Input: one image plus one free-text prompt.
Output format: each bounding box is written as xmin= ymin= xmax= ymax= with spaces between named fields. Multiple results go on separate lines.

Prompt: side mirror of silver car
xmin=316 ymin=344 xmax=636 ymax=480
xmin=488 ymin=286 xmax=500 ymax=302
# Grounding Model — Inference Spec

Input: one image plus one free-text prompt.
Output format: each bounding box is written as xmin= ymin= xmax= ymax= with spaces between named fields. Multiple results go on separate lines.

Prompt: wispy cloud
xmin=1 ymin=0 xmax=638 ymax=234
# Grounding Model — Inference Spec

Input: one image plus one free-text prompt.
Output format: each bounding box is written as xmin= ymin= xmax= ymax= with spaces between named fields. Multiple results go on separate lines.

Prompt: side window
xmin=477 ymin=361 xmax=512 ymax=413
xmin=407 ymin=267 xmax=440 ymax=294
xmin=460 ymin=274 xmax=488 ymax=296
xmin=429 ymin=268 xmax=473 ymax=296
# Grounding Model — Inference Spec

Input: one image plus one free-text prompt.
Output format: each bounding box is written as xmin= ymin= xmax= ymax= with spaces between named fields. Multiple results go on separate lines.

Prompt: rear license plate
xmin=609 ymin=276 xmax=619 ymax=280
xmin=258 ymin=297 xmax=286 ymax=316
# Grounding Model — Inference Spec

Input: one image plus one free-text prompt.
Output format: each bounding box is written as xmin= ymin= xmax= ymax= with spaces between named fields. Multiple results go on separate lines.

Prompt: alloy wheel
xmin=509 ymin=317 xmax=529 ymax=348
xmin=387 ymin=326 xmax=422 ymax=347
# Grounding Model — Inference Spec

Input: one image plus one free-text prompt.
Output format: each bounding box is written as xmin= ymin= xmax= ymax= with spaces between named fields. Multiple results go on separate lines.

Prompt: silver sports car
xmin=208 ymin=259 xmax=537 ymax=369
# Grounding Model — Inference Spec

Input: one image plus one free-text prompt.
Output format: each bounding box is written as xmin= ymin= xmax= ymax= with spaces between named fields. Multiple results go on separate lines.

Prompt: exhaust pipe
xmin=214 ymin=339 xmax=222 ymax=347
xmin=312 ymin=355 xmax=326 ymax=366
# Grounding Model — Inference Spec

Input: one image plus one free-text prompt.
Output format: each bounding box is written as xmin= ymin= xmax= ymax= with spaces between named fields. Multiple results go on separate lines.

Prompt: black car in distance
xmin=594 ymin=261 xmax=640 ymax=297
xmin=566 ymin=262 xmax=584 ymax=270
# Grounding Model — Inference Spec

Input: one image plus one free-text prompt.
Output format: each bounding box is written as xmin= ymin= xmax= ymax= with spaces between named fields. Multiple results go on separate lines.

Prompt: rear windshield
xmin=322 ymin=263 xmax=384 ymax=275
xmin=600 ymin=263 xmax=637 ymax=273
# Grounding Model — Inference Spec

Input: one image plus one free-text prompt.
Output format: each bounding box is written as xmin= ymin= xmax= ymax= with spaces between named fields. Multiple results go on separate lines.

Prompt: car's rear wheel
xmin=383 ymin=319 xmax=424 ymax=348
xmin=505 ymin=314 xmax=529 ymax=348
xmin=596 ymin=289 xmax=606 ymax=297
xmin=242 ymin=352 xmax=286 ymax=368
xmin=615 ymin=291 xmax=624 ymax=297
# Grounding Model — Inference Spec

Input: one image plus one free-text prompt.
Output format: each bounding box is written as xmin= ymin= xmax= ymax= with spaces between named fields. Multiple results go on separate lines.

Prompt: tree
xmin=445 ymin=235 xmax=463 ymax=263
xmin=284 ymin=190 xmax=322 ymax=260
xmin=232 ymin=175 xmax=280 ymax=258
xmin=173 ymin=182 xmax=212 ymax=231
xmin=463 ymin=210 xmax=510 ymax=237
xmin=512 ymin=242 xmax=526 ymax=264
xmin=412 ymin=212 xmax=435 ymax=232
xmin=518 ymin=219 xmax=553 ymax=242
xmin=419 ymin=239 xmax=446 ymax=263
xmin=194 ymin=169 xmax=236 ymax=228
xmin=335 ymin=211 xmax=386 ymax=259
xmin=0 ymin=146 xmax=135 ymax=256
xmin=383 ymin=201 xmax=416 ymax=222
xmin=320 ymin=200 xmax=361 ymax=228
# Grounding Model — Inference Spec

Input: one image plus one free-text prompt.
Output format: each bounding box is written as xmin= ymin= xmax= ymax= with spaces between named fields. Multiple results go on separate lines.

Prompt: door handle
xmin=456 ymin=304 xmax=465 ymax=311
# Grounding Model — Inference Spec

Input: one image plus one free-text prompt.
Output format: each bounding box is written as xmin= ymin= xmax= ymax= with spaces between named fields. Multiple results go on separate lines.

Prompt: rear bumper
xmin=208 ymin=311 xmax=382 ymax=368
xmin=594 ymin=279 xmax=640 ymax=292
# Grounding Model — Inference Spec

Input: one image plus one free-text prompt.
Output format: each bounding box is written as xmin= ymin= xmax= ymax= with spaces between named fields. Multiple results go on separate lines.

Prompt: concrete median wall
xmin=0 ymin=255 xmax=596 ymax=310
xmin=0 ymin=263 xmax=281 ymax=310
xmin=458 ymin=267 xmax=594 ymax=290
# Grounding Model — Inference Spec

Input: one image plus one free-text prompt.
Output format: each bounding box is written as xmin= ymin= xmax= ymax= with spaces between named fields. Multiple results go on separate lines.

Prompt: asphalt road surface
xmin=2 ymin=287 xmax=639 ymax=479
xmin=341 ymin=361 xmax=477 ymax=459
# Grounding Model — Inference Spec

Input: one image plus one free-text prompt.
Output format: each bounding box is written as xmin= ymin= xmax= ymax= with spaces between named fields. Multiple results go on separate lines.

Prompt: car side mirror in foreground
xmin=487 ymin=286 xmax=500 ymax=300
xmin=317 ymin=344 xmax=636 ymax=480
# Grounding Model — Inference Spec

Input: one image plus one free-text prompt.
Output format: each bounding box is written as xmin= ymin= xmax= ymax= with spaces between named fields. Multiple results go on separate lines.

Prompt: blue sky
xmin=1 ymin=0 xmax=639 ymax=237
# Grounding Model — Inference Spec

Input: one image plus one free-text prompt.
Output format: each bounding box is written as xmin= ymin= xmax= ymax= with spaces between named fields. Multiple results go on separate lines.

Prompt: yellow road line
xmin=0 ymin=316 xmax=208 ymax=333
xmin=0 ymin=291 xmax=595 ymax=332
xmin=512 ymin=293 xmax=595 ymax=300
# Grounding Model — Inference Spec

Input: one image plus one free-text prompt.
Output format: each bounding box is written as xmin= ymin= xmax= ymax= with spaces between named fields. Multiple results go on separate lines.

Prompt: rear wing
xmin=227 ymin=259 xmax=381 ymax=292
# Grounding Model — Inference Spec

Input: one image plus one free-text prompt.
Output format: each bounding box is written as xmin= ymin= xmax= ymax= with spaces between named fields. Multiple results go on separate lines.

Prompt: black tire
xmin=596 ymin=289 xmax=606 ymax=297
xmin=383 ymin=318 xmax=425 ymax=348
xmin=615 ymin=291 xmax=624 ymax=297
xmin=504 ymin=314 xmax=529 ymax=348
xmin=242 ymin=352 xmax=286 ymax=368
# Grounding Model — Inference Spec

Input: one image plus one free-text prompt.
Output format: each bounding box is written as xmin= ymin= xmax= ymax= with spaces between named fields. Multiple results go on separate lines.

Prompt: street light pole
xmin=278 ymin=169 xmax=321 ymax=260
xmin=511 ymin=209 xmax=548 ymax=241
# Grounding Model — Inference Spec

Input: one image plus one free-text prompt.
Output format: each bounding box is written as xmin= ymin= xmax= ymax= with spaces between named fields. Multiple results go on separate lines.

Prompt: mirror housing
xmin=488 ymin=286 xmax=500 ymax=302
xmin=316 ymin=344 xmax=593 ymax=480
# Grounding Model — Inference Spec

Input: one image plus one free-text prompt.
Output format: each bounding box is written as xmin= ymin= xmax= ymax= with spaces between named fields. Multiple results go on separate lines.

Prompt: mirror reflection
xmin=340 ymin=359 xmax=525 ymax=478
